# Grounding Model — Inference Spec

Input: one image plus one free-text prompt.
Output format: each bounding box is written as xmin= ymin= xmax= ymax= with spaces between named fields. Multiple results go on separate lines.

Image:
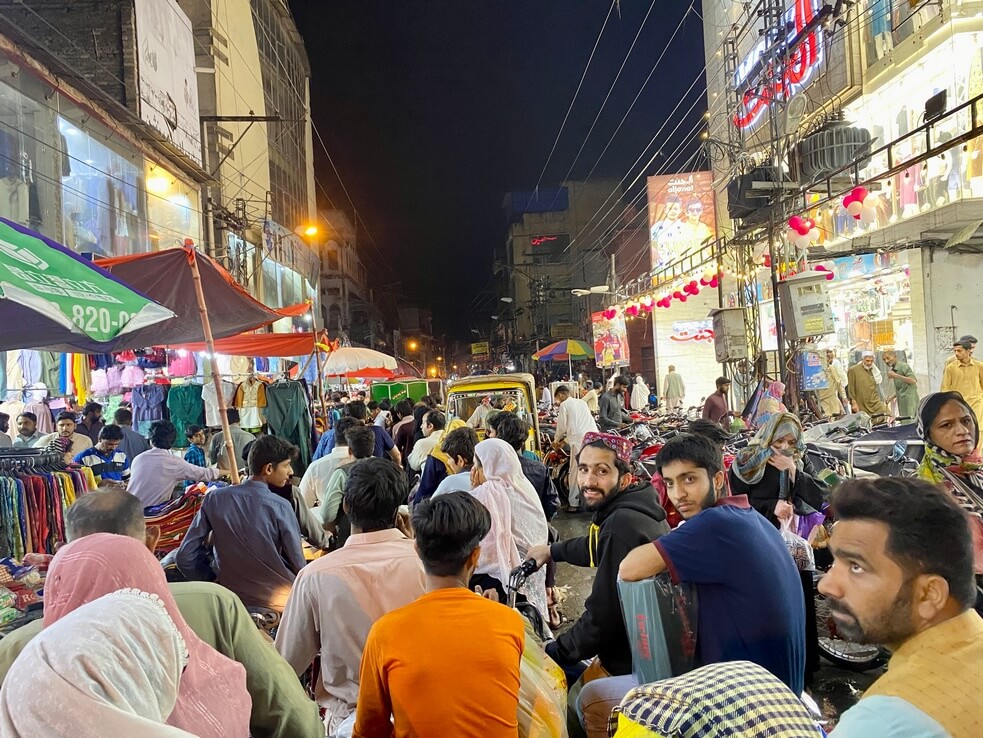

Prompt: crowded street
xmin=1 ymin=0 xmax=983 ymax=736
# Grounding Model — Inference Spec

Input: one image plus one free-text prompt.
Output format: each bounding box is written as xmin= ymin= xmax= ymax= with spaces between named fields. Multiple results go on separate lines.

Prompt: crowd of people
xmin=0 ymin=370 xmax=981 ymax=737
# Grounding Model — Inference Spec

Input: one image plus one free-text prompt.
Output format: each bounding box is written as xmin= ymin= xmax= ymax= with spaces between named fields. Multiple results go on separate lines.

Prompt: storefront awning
xmin=34 ymin=247 xmax=309 ymax=353
xmin=166 ymin=331 xmax=327 ymax=358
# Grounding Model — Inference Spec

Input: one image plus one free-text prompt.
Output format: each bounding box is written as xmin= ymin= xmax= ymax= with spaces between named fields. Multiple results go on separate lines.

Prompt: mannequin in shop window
xmin=233 ymin=374 xmax=267 ymax=433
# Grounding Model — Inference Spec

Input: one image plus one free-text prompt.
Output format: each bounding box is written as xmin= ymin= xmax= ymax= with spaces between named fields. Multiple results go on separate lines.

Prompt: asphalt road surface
xmin=551 ymin=510 xmax=882 ymax=731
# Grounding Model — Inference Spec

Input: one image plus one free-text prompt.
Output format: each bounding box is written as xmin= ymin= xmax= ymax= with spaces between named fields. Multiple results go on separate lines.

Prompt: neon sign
xmin=733 ymin=0 xmax=823 ymax=130
xmin=530 ymin=235 xmax=559 ymax=247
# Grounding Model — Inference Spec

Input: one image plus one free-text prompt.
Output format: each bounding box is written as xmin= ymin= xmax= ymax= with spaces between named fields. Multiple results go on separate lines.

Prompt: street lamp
xmin=407 ymin=340 xmax=419 ymax=352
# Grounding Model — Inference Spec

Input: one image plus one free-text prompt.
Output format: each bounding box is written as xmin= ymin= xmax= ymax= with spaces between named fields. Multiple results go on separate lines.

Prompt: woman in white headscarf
xmin=472 ymin=438 xmax=550 ymax=620
xmin=631 ymin=375 xmax=650 ymax=411
xmin=0 ymin=589 xmax=200 ymax=738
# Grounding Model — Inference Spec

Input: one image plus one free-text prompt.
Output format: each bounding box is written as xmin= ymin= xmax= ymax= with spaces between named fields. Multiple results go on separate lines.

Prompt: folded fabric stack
xmin=144 ymin=490 xmax=205 ymax=555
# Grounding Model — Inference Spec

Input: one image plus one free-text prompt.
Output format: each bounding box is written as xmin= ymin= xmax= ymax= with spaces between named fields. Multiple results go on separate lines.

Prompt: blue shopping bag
xmin=617 ymin=574 xmax=698 ymax=685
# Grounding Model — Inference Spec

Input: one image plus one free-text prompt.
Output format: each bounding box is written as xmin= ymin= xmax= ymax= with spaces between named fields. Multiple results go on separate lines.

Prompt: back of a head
xmin=395 ymin=399 xmax=414 ymax=419
xmin=833 ymin=477 xmax=977 ymax=609
xmin=379 ymin=399 xmax=392 ymax=412
xmin=334 ymin=416 xmax=360 ymax=447
xmin=655 ymin=433 xmax=723 ymax=478
xmin=97 ymin=425 xmax=124 ymax=443
xmin=554 ymin=386 xmax=570 ymax=400
xmin=343 ymin=457 xmax=407 ymax=532
xmin=82 ymin=401 xmax=102 ymax=416
xmin=686 ymin=419 xmax=731 ymax=447
xmin=65 ymin=487 xmax=145 ymax=542
xmin=347 ymin=400 xmax=368 ymax=421
xmin=113 ymin=407 xmax=133 ymax=426
xmin=225 ymin=408 xmax=241 ymax=425
xmin=441 ymin=426 xmax=478 ymax=465
xmin=489 ymin=412 xmax=528 ymax=452
xmin=411 ymin=492 xmax=491 ymax=576
xmin=247 ymin=434 xmax=297 ymax=476
xmin=149 ymin=420 xmax=177 ymax=449
xmin=426 ymin=409 xmax=446 ymax=431
xmin=345 ymin=425 xmax=376 ymax=459
xmin=367 ymin=400 xmax=379 ymax=413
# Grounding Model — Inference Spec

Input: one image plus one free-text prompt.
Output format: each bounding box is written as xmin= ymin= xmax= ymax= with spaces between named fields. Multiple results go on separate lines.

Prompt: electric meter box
xmin=777 ymin=271 xmax=835 ymax=340
xmin=708 ymin=308 xmax=748 ymax=363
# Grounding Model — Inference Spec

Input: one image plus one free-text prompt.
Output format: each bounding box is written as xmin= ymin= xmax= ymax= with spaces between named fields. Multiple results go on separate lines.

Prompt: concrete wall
xmin=652 ymin=289 xmax=721 ymax=409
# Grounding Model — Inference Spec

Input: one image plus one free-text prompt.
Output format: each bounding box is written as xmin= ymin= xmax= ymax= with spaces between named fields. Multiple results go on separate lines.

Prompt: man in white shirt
xmin=581 ymin=382 xmax=600 ymax=414
xmin=552 ymin=385 xmax=599 ymax=509
xmin=370 ymin=400 xmax=391 ymax=429
xmin=299 ymin=417 xmax=359 ymax=509
xmin=276 ymin=458 xmax=425 ymax=734
xmin=128 ymin=421 xmax=224 ymax=507
xmin=407 ymin=410 xmax=446 ymax=472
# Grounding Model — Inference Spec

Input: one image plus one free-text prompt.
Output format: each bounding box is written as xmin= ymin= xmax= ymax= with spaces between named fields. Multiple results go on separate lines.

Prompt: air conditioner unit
xmin=726 ymin=167 xmax=776 ymax=223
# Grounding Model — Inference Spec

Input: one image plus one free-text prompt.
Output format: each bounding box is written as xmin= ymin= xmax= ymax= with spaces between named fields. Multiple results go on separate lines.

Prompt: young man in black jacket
xmin=528 ymin=432 xmax=669 ymax=678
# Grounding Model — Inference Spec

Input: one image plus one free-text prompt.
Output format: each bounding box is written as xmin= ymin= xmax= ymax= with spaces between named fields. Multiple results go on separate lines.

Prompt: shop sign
xmin=669 ymin=320 xmax=715 ymax=344
xmin=471 ymin=341 xmax=490 ymax=357
xmin=733 ymin=0 xmax=824 ymax=130
xmin=591 ymin=310 xmax=631 ymax=368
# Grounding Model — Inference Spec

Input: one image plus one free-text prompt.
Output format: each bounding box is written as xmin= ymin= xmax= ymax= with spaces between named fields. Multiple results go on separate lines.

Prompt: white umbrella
xmin=322 ymin=347 xmax=398 ymax=376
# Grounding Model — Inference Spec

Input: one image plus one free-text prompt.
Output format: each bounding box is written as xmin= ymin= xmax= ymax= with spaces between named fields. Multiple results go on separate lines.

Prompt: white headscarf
xmin=0 ymin=589 xmax=197 ymax=738
xmin=631 ymin=376 xmax=650 ymax=409
xmin=474 ymin=438 xmax=550 ymax=619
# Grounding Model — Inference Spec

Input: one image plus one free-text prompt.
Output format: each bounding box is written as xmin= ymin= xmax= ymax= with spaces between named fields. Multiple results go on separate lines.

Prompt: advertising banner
xmin=591 ymin=310 xmax=630 ymax=368
xmin=648 ymin=171 xmax=717 ymax=275
xmin=470 ymin=341 xmax=490 ymax=357
xmin=133 ymin=0 xmax=202 ymax=164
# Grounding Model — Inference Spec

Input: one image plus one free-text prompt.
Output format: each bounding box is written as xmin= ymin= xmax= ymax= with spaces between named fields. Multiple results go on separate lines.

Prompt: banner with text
xmin=591 ymin=311 xmax=630 ymax=368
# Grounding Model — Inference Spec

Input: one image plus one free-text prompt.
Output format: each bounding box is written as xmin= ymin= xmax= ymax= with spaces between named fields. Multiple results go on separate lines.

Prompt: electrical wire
xmin=532 ymin=0 xmax=618 ymax=195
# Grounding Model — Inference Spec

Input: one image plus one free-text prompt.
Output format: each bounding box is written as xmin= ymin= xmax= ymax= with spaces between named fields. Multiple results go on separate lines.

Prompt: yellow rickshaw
xmin=445 ymin=373 xmax=541 ymax=456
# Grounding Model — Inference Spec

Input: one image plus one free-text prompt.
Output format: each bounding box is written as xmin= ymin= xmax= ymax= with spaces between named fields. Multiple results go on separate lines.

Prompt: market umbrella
xmin=322 ymin=347 xmax=398 ymax=377
xmin=532 ymin=339 xmax=593 ymax=378
xmin=0 ymin=217 xmax=174 ymax=351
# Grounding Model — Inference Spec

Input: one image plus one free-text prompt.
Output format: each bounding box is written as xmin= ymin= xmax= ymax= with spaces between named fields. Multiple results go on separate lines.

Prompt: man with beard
xmin=527 ymin=432 xmax=669 ymax=681
xmin=819 ymin=477 xmax=982 ymax=737
xmin=620 ymin=434 xmax=805 ymax=695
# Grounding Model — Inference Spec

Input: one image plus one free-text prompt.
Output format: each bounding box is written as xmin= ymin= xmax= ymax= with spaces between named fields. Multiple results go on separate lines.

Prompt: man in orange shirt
xmin=354 ymin=492 xmax=525 ymax=738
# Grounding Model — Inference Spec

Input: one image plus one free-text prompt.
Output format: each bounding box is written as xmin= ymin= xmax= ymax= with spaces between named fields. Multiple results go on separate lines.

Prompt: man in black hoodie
xmin=528 ymin=432 xmax=669 ymax=680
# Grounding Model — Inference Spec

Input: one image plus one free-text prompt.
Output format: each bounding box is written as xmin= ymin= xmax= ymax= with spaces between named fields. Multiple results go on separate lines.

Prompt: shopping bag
xmin=517 ymin=620 xmax=568 ymax=738
xmin=617 ymin=574 xmax=697 ymax=686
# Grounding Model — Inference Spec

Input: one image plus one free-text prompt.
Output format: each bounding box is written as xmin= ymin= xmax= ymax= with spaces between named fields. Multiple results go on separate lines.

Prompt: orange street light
xmin=407 ymin=340 xmax=419 ymax=352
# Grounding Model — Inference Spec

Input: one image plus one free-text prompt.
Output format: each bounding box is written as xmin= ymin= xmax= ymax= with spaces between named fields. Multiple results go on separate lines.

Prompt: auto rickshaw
xmin=445 ymin=372 xmax=541 ymax=455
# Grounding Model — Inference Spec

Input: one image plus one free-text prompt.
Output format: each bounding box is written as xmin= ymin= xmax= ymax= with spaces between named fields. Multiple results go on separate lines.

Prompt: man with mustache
xmin=527 ymin=432 xmax=669 ymax=683
xmin=819 ymin=477 xmax=982 ymax=737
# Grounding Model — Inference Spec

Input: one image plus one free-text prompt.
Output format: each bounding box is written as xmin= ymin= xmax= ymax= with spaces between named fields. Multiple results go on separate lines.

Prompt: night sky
xmin=287 ymin=1 xmax=707 ymax=339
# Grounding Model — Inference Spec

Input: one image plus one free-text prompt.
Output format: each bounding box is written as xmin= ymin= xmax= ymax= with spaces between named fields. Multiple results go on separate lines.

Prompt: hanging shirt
xmin=202 ymin=381 xmax=235 ymax=428
xmin=166 ymin=383 xmax=205 ymax=441
xmin=266 ymin=381 xmax=313 ymax=475
xmin=130 ymin=384 xmax=165 ymax=429
xmin=233 ymin=380 xmax=267 ymax=429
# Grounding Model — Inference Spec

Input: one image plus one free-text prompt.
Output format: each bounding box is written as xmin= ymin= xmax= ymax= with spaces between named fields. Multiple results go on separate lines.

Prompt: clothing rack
xmin=0 ymin=447 xmax=96 ymax=558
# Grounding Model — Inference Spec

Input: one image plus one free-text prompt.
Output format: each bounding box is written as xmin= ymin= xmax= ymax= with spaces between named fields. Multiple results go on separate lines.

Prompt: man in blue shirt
xmin=620 ymin=433 xmax=806 ymax=695
xmin=176 ymin=434 xmax=306 ymax=612
xmin=73 ymin=425 xmax=130 ymax=483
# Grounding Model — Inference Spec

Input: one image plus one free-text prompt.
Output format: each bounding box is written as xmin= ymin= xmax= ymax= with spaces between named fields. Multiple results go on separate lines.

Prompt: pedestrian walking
xmin=663 ymin=365 xmax=685 ymax=411
xmin=941 ymin=338 xmax=983 ymax=446
xmin=630 ymin=376 xmax=650 ymax=411
xmin=883 ymin=349 xmax=919 ymax=421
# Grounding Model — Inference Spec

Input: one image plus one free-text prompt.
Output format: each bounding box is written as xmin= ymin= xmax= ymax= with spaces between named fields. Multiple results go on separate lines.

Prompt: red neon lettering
xmin=733 ymin=0 xmax=822 ymax=130
xmin=531 ymin=235 xmax=559 ymax=247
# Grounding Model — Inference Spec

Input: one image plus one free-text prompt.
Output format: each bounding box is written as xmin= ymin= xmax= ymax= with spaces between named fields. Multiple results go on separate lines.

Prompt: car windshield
xmin=448 ymin=389 xmax=531 ymax=425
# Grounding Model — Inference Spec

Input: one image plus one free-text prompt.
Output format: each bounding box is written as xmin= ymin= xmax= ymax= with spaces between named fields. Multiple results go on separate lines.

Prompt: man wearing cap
xmin=527 ymin=431 xmax=669 ymax=681
xmin=941 ymin=338 xmax=983 ymax=446
xmin=847 ymin=351 xmax=890 ymax=421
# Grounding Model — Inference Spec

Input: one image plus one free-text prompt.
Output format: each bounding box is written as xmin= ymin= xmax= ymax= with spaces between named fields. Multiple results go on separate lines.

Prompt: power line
xmin=532 ymin=0 xmax=617 ymax=194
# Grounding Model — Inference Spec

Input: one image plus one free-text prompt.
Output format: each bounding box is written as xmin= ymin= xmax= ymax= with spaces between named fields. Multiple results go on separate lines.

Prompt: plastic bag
xmin=0 ymin=587 xmax=13 ymax=610
xmin=517 ymin=620 xmax=567 ymax=738
xmin=617 ymin=574 xmax=698 ymax=686
xmin=780 ymin=516 xmax=816 ymax=572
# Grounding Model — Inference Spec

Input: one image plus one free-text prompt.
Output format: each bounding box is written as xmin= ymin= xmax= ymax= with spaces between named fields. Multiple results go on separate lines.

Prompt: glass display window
xmin=145 ymin=162 xmax=201 ymax=249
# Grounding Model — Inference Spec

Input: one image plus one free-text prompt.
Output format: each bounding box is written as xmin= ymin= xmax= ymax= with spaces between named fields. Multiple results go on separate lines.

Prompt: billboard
xmin=648 ymin=171 xmax=717 ymax=274
xmin=134 ymin=0 xmax=202 ymax=165
xmin=591 ymin=310 xmax=630 ymax=368
xmin=470 ymin=341 xmax=490 ymax=357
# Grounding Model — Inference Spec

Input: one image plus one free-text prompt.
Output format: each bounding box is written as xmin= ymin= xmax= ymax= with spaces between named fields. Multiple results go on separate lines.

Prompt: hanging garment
xmin=39 ymin=352 xmax=60 ymax=391
xmin=166 ymin=351 xmax=197 ymax=378
xmin=166 ymin=384 xmax=205 ymax=441
xmin=229 ymin=356 xmax=251 ymax=382
xmin=233 ymin=380 xmax=267 ymax=429
xmin=72 ymin=354 xmax=91 ymax=405
xmin=23 ymin=401 xmax=53 ymax=434
xmin=265 ymin=380 xmax=312 ymax=474
xmin=201 ymin=380 xmax=235 ymax=428
xmin=131 ymin=384 xmax=165 ymax=435
xmin=120 ymin=365 xmax=145 ymax=388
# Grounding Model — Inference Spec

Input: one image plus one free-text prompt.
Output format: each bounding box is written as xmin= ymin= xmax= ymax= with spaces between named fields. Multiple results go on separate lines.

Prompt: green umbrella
xmin=0 ymin=217 xmax=174 ymax=351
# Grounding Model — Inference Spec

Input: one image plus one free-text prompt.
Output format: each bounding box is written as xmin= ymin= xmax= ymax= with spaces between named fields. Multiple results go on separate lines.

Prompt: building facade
xmin=500 ymin=180 xmax=622 ymax=365
xmin=695 ymin=0 xmax=983 ymax=401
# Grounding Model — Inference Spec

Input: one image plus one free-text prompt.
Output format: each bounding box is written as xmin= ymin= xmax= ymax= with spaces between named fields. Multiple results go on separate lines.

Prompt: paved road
xmin=551 ymin=510 xmax=882 ymax=730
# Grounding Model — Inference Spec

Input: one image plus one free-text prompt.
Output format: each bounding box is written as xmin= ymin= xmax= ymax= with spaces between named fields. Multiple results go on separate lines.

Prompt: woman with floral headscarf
xmin=917 ymin=391 xmax=983 ymax=574
xmin=730 ymin=412 xmax=828 ymax=529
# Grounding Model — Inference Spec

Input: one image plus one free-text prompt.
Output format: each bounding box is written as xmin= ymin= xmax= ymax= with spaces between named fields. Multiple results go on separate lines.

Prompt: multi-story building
xmin=500 ymin=180 xmax=622 ymax=363
xmin=0 ymin=0 xmax=321 ymax=328
xmin=698 ymin=0 xmax=983 ymax=396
